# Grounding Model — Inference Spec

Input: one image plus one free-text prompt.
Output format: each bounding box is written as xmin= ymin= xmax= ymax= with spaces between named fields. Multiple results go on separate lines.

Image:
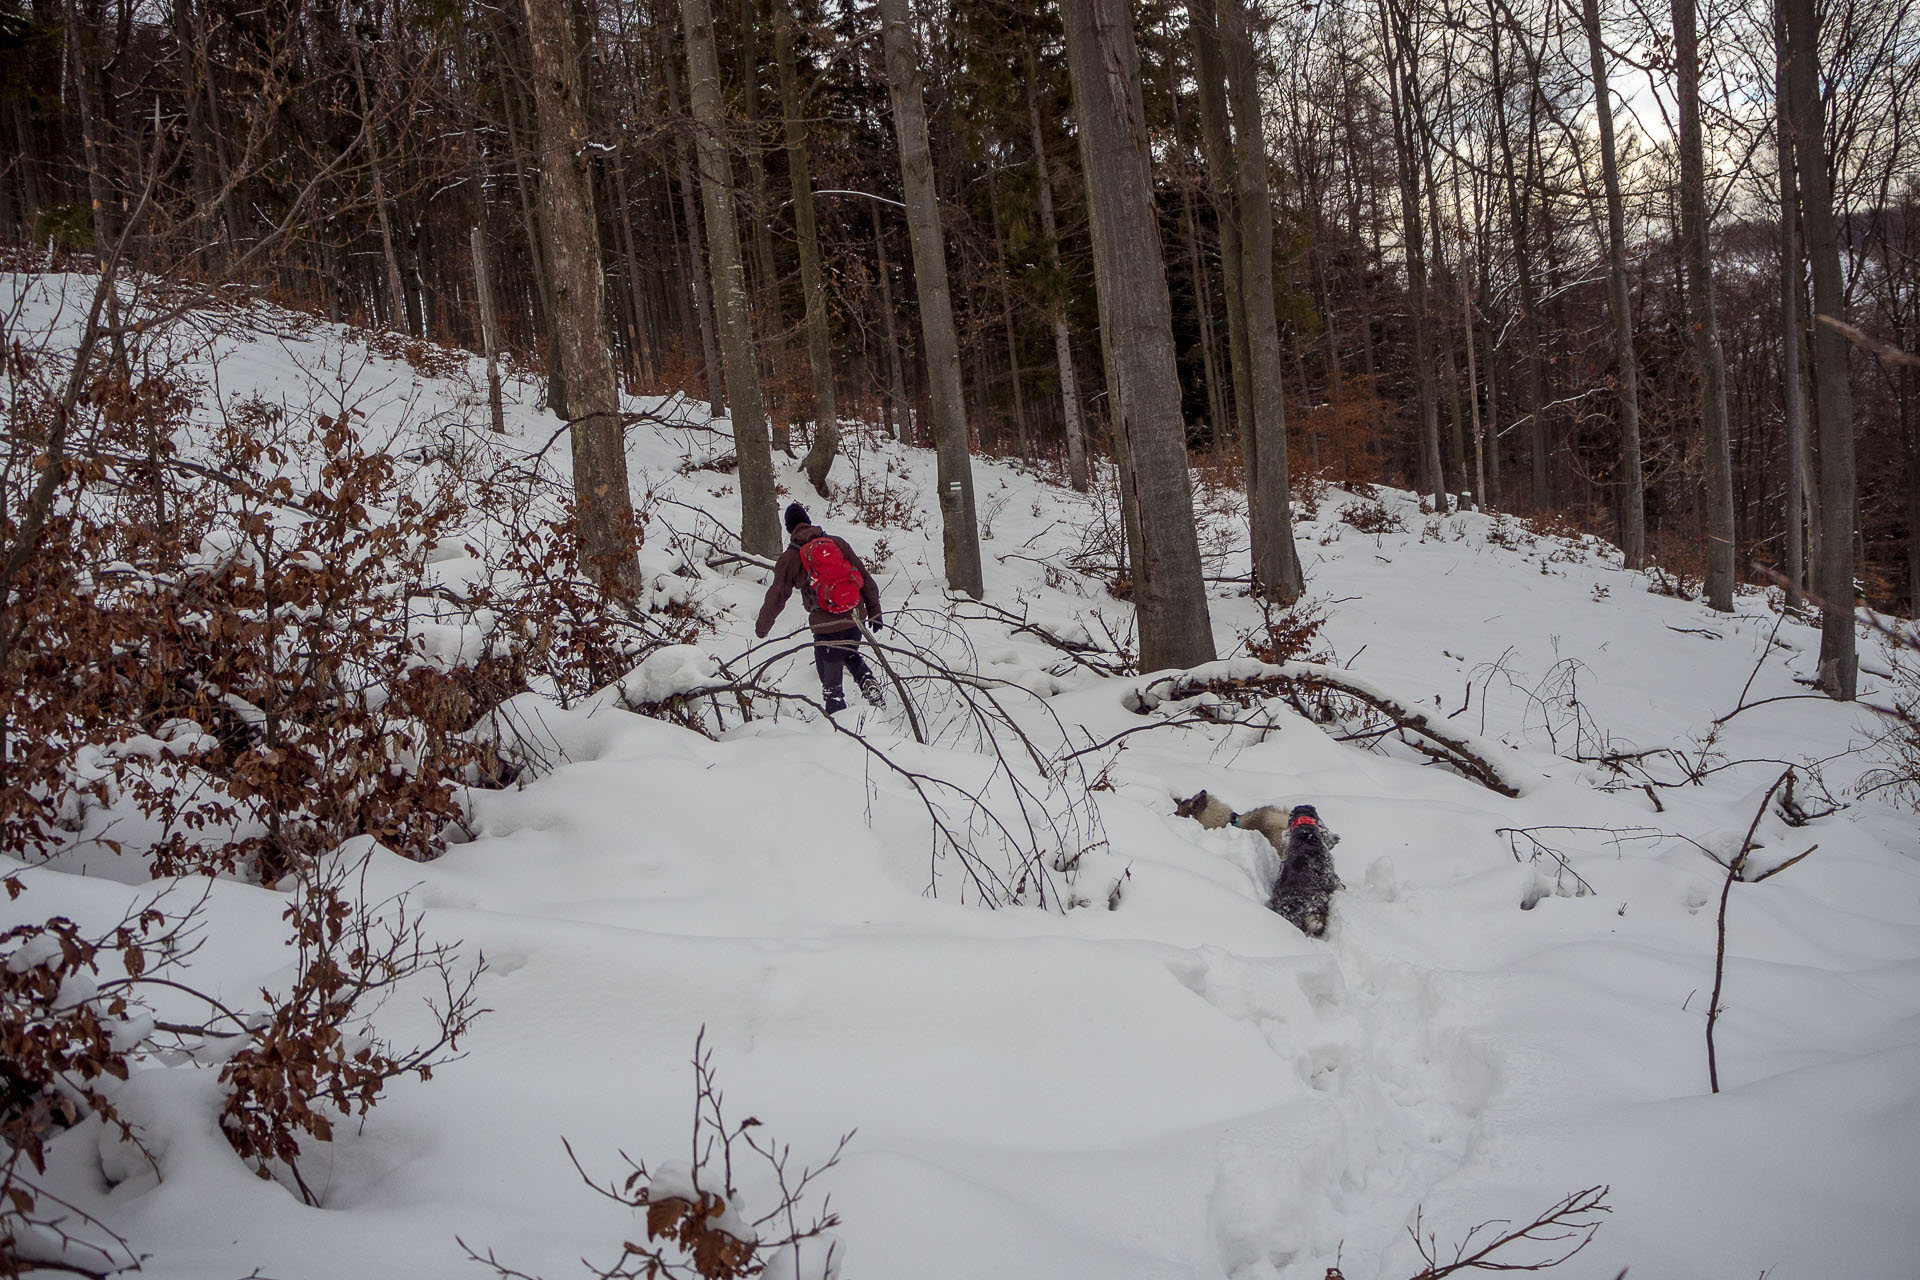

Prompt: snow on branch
xmin=1123 ymin=658 xmax=1538 ymax=798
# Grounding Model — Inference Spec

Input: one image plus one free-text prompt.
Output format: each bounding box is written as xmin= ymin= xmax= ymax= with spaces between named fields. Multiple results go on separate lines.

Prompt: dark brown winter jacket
xmin=754 ymin=524 xmax=883 ymax=637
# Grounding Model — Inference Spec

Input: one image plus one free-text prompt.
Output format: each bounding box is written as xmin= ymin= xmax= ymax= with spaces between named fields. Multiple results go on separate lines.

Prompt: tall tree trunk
xmin=680 ymin=0 xmax=780 ymax=556
xmin=1461 ymin=250 xmax=1488 ymax=506
xmin=1061 ymin=0 xmax=1216 ymax=671
xmin=660 ymin=27 xmax=727 ymax=418
xmin=1220 ymin=0 xmax=1304 ymax=599
xmin=521 ymin=0 xmax=643 ymax=600
xmin=470 ymin=225 xmax=507 ymax=435
xmin=1489 ymin=16 xmax=1548 ymax=508
xmin=1782 ymin=0 xmax=1858 ymax=696
xmin=1163 ymin=26 xmax=1227 ymax=449
xmin=737 ymin=0 xmax=787 ymax=450
xmin=350 ymin=42 xmax=415 ymax=336
xmin=987 ymin=174 xmax=1030 ymax=459
xmin=1027 ymin=69 xmax=1090 ymax=492
xmin=1674 ymin=0 xmax=1737 ymax=611
xmin=1381 ymin=0 xmax=1446 ymax=512
xmin=877 ymin=0 xmax=984 ymax=598
xmin=1776 ymin=14 xmax=1810 ymax=607
xmin=871 ymin=199 xmax=912 ymax=442
xmin=774 ymin=6 xmax=838 ymax=496
xmin=1188 ymin=0 xmax=1253 ymax=476
xmin=610 ymin=149 xmax=657 ymax=385
xmin=1582 ymin=0 xmax=1645 ymax=567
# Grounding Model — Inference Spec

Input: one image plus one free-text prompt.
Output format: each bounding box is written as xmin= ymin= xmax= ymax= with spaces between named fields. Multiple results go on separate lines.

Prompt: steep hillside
xmin=6 ymin=276 xmax=1919 ymax=1280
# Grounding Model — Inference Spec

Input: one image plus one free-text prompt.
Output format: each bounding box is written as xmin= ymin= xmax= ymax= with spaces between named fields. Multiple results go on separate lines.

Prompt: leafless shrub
xmin=463 ymin=1030 xmax=849 ymax=1280
xmin=0 ymin=882 xmax=204 ymax=1278
xmin=1341 ymin=499 xmax=1406 ymax=535
xmin=217 ymin=853 xmax=487 ymax=1202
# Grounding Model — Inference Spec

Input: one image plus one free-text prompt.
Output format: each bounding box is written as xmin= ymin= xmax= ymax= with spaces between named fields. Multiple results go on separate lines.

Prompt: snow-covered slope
xmin=8 ymin=274 xmax=1920 ymax=1279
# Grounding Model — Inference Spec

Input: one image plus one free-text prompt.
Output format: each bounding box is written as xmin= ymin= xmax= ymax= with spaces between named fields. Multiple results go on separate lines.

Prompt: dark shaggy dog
xmin=1176 ymin=793 xmax=1342 ymax=937
xmin=1265 ymin=804 xmax=1341 ymax=938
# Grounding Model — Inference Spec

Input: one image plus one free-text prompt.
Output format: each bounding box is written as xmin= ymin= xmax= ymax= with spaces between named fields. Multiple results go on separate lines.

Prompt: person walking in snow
xmin=755 ymin=503 xmax=887 ymax=717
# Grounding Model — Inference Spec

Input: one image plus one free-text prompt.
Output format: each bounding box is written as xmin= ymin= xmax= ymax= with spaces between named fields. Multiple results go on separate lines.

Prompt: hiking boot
xmin=858 ymin=675 xmax=887 ymax=708
xmin=823 ymin=687 xmax=848 ymax=716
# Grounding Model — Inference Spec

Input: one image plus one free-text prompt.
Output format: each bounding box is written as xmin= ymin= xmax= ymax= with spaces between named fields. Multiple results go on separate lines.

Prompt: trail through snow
xmin=6 ymin=273 xmax=1919 ymax=1279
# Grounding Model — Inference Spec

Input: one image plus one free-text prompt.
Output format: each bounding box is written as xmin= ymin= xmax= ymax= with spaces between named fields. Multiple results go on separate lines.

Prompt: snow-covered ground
xmin=7 ymin=272 xmax=1920 ymax=1279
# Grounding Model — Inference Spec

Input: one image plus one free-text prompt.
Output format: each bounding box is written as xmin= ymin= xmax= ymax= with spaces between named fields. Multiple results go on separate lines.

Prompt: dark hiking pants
xmin=813 ymin=625 xmax=875 ymax=714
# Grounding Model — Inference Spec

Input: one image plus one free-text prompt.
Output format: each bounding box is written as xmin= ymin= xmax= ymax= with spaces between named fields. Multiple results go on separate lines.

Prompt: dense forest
xmin=2 ymin=0 xmax=1916 ymax=679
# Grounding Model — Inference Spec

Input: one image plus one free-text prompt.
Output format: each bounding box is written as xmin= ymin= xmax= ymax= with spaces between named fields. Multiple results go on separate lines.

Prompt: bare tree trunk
xmin=1188 ymin=0 xmax=1253 ymax=476
xmin=1220 ymin=0 xmax=1304 ymax=599
xmin=521 ymin=0 xmax=642 ymax=600
xmin=987 ymin=175 xmax=1030 ymax=459
xmin=1582 ymin=0 xmax=1645 ymax=567
xmin=470 ymin=225 xmax=506 ymax=435
xmin=1489 ymin=15 xmax=1548 ymax=509
xmin=1461 ymin=249 xmax=1488 ymax=506
xmin=1674 ymin=0 xmax=1737 ymax=611
xmin=660 ymin=27 xmax=726 ymax=419
xmin=737 ymin=0 xmax=787 ymax=451
xmin=680 ymin=0 xmax=780 ymax=557
xmin=877 ymin=0 xmax=984 ymax=598
xmin=774 ymin=6 xmax=839 ymax=496
xmin=1027 ymin=69 xmax=1090 ymax=492
xmin=871 ymin=200 xmax=912 ymax=442
xmin=1061 ymin=0 xmax=1216 ymax=671
xmin=1163 ymin=29 xmax=1228 ymax=450
xmin=350 ymin=42 xmax=415 ymax=336
xmin=1776 ymin=15 xmax=1809 ymax=608
xmin=1381 ymin=0 xmax=1446 ymax=512
xmin=1782 ymin=0 xmax=1858 ymax=696
xmin=610 ymin=149 xmax=658 ymax=385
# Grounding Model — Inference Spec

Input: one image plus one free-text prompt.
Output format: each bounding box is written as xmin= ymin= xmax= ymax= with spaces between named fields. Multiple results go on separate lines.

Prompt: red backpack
xmin=799 ymin=537 xmax=864 ymax=615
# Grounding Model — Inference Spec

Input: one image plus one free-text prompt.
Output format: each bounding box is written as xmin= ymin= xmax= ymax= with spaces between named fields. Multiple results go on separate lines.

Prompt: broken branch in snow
xmin=1125 ymin=660 xmax=1535 ymax=798
xmin=1400 ymin=1184 xmax=1611 ymax=1278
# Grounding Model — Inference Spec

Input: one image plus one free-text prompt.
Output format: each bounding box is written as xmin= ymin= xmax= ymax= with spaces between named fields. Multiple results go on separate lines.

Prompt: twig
xmin=1707 ymin=769 xmax=1806 ymax=1093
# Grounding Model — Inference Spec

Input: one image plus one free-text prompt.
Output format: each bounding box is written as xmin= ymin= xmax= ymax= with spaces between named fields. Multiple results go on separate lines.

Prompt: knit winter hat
xmin=784 ymin=502 xmax=811 ymax=534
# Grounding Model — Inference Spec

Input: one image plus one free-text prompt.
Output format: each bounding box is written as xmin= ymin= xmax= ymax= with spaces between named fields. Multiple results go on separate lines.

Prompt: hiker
xmin=754 ymin=503 xmax=887 ymax=716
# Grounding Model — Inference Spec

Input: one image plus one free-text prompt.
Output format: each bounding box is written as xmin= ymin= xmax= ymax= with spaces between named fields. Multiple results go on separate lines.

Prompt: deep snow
xmin=6 ymin=271 xmax=1920 ymax=1279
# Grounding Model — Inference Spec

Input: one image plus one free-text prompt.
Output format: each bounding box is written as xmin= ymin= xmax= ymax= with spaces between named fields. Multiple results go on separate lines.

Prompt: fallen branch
xmin=1396 ymin=1185 xmax=1611 ymax=1278
xmin=1126 ymin=659 xmax=1535 ymax=798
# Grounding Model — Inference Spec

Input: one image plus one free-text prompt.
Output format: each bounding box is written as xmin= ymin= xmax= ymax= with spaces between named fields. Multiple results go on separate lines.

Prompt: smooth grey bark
xmin=1782 ymin=0 xmax=1858 ymax=697
xmin=521 ymin=0 xmax=642 ymax=600
xmin=1026 ymin=70 xmax=1090 ymax=492
xmin=774 ymin=6 xmax=839 ymax=496
xmin=1776 ymin=15 xmax=1810 ymax=607
xmin=1219 ymin=0 xmax=1305 ymax=600
xmin=660 ymin=29 xmax=726 ymax=419
xmin=1674 ymin=0 xmax=1737 ymax=611
xmin=877 ymin=0 xmax=984 ymax=598
xmin=1061 ymin=0 xmax=1216 ymax=672
xmin=1581 ymin=0 xmax=1645 ymax=567
xmin=680 ymin=0 xmax=781 ymax=557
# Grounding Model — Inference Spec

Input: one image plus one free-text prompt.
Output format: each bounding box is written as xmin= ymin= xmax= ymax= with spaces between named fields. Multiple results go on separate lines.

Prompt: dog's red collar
xmin=1290 ymin=814 xmax=1318 ymax=829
